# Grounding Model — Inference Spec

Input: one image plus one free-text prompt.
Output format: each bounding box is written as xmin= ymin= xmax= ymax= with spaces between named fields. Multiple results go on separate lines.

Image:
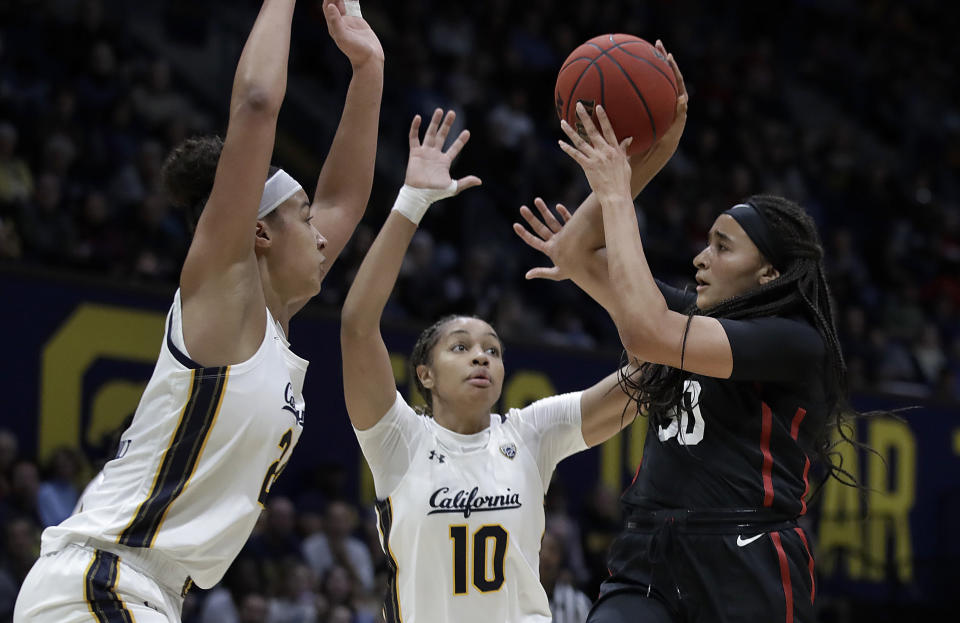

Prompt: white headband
xmin=258 ymin=169 xmax=304 ymax=219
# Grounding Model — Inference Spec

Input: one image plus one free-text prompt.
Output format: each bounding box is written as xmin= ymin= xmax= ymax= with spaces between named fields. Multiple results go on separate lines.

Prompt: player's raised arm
xmin=307 ymin=0 xmax=384 ymax=273
xmin=531 ymin=41 xmax=688 ymax=269
xmin=179 ymin=0 xmax=296 ymax=363
xmin=340 ymin=110 xmax=481 ymax=430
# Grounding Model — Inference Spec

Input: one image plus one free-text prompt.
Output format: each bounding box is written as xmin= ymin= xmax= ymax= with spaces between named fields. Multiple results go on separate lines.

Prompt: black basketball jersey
xmin=621 ymin=282 xmax=828 ymax=518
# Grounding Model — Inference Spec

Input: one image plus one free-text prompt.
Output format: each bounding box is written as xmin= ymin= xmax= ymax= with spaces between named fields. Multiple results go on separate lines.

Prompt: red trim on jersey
xmin=789 ymin=407 xmax=807 ymax=440
xmin=789 ymin=407 xmax=811 ymax=514
xmin=760 ymin=401 xmax=775 ymax=507
xmin=771 ymin=532 xmax=794 ymax=623
xmin=794 ymin=527 xmax=816 ymax=603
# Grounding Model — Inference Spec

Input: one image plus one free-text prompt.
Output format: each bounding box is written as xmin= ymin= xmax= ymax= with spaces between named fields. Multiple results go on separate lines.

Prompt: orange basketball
xmin=555 ymin=34 xmax=678 ymax=155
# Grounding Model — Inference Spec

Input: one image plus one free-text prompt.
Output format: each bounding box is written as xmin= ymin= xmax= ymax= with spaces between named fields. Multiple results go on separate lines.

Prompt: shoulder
xmin=719 ymin=314 xmax=825 ymax=357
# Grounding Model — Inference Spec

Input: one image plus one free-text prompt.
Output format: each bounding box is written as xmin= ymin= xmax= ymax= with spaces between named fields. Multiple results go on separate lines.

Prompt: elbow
xmin=231 ymin=84 xmax=283 ymax=118
xmin=612 ymin=308 xmax=664 ymax=360
xmin=340 ymin=300 xmax=372 ymax=342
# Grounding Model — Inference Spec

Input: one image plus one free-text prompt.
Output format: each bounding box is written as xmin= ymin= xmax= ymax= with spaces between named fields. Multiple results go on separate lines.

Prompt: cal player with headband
xmin=340 ymin=108 xmax=640 ymax=623
xmin=516 ymin=43 xmax=866 ymax=623
xmin=14 ymin=1 xmax=383 ymax=621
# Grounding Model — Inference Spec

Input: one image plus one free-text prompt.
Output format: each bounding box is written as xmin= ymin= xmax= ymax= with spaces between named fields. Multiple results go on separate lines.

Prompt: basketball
xmin=555 ymin=34 xmax=678 ymax=155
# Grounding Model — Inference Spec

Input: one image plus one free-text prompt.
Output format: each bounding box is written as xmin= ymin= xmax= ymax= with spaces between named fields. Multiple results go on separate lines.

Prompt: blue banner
xmin=1 ymin=268 xmax=956 ymax=608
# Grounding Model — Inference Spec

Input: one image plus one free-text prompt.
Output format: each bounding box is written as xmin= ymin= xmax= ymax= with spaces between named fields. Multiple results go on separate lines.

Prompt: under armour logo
xmin=429 ymin=450 xmax=446 ymax=464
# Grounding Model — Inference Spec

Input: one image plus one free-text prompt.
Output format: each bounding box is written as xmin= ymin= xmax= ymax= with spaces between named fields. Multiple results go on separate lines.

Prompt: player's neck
xmin=258 ymin=267 xmax=292 ymax=336
xmin=432 ymin=403 xmax=490 ymax=435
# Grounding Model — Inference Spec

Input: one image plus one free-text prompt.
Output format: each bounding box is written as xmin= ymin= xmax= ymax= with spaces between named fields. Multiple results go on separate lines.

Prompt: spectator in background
xmin=245 ymin=496 xmax=306 ymax=595
xmin=0 ymin=518 xmax=39 ymax=601
xmin=267 ymin=562 xmax=320 ymax=623
xmin=0 ymin=430 xmax=18 ymax=499
xmin=0 ymin=122 xmax=32 ymax=207
xmin=0 ymin=462 xmax=39 ymax=527
xmin=540 ymin=530 xmax=592 ymax=623
xmin=319 ymin=564 xmax=375 ymax=623
xmin=302 ymin=500 xmax=374 ymax=594
xmin=35 ymin=447 xmax=85 ymax=528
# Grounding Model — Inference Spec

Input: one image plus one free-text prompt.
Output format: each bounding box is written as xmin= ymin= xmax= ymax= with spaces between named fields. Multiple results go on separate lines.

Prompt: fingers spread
xmin=556 ymin=203 xmax=573 ymax=222
xmin=423 ymin=108 xmax=443 ymax=147
xmin=455 ymin=175 xmax=482 ymax=193
xmin=408 ymin=115 xmax=422 ymax=148
xmin=513 ymin=222 xmax=547 ymax=252
xmin=594 ymin=105 xmax=619 ymax=147
xmin=445 ymin=129 xmax=470 ymax=161
xmin=520 ymin=204 xmax=554 ymax=240
xmin=436 ymin=111 xmax=456 ymax=148
xmin=533 ymin=197 xmax=563 ymax=233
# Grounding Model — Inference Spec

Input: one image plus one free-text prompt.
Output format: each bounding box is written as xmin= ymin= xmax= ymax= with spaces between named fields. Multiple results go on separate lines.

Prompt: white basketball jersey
xmin=43 ymin=290 xmax=309 ymax=589
xmin=354 ymin=392 xmax=586 ymax=623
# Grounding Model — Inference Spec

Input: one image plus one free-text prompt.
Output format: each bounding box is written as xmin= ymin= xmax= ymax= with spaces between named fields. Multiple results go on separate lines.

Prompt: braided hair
xmin=621 ymin=194 xmax=862 ymax=487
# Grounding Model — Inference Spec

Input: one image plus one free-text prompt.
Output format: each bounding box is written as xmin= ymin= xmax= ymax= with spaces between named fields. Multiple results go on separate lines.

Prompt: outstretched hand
xmin=404 ymin=109 xmax=482 ymax=195
xmin=323 ymin=0 xmax=384 ymax=68
xmin=513 ymin=198 xmax=574 ymax=281
xmin=559 ymin=102 xmax=634 ymax=201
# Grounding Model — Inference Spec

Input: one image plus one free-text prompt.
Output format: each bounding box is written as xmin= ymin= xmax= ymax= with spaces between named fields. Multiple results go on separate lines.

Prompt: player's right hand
xmin=323 ymin=0 xmax=384 ymax=69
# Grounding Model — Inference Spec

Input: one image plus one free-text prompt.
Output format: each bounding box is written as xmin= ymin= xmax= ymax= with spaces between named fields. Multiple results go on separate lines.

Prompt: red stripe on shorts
xmin=771 ymin=531 xmax=794 ymax=623
xmin=794 ymin=527 xmax=816 ymax=603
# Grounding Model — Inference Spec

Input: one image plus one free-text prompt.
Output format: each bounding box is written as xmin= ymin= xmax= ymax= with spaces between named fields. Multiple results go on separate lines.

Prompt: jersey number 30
xmin=657 ymin=380 xmax=705 ymax=446
xmin=449 ymin=525 xmax=508 ymax=594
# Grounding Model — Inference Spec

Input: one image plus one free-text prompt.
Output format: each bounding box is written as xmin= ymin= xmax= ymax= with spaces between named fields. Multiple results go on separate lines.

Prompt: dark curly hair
xmin=161 ymin=135 xmax=279 ymax=232
xmin=621 ymin=194 xmax=868 ymax=488
xmin=409 ymin=314 xmax=504 ymax=417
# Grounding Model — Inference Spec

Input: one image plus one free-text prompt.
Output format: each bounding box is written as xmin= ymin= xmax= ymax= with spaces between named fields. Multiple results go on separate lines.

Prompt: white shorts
xmin=14 ymin=542 xmax=185 ymax=623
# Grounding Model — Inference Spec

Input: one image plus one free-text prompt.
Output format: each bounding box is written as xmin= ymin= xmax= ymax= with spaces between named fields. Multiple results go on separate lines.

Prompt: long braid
xmin=620 ymin=194 xmax=870 ymax=488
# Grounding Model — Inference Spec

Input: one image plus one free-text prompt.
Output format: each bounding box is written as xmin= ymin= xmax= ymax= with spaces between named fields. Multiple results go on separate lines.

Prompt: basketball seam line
xmin=584 ymin=42 xmax=657 ymax=142
xmin=559 ymin=40 xmax=673 ymax=141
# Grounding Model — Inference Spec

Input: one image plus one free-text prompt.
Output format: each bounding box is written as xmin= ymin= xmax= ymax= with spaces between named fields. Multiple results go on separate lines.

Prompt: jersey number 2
xmin=258 ymin=428 xmax=293 ymax=505
xmin=657 ymin=380 xmax=705 ymax=446
xmin=449 ymin=525 xmax=508 ymax=594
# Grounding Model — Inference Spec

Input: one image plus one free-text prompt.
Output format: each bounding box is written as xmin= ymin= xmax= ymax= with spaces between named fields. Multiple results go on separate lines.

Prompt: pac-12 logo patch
xmin=500 ymin=443 xmax=517 ymax=460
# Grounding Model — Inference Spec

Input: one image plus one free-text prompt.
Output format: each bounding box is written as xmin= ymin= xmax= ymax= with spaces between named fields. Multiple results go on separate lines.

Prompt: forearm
xmin=313 ymin=60 xmax=384 ymax=209
xmin=555 ymin=162 xmax=658 ymax=258
xmin=597 ymin=192 xmax=669 ymax=348
xmin=229 ymin=0 xmax=296 ymax=116
xmin=341 ymin=211 xmax=416 ymax=336
xmin=567 ymin=248 xmax=619 ymax=312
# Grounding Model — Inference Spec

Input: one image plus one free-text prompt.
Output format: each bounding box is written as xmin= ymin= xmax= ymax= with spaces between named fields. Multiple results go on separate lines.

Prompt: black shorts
xmin=588 ymin=510 xmax=816 ymax=623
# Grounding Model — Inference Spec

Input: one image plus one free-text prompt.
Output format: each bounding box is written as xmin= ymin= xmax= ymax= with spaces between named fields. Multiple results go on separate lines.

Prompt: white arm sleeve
xmin=353 ymin=392 xmax=423 ymax=498
xmin=511 ymin=392 xmax=587 ymax=488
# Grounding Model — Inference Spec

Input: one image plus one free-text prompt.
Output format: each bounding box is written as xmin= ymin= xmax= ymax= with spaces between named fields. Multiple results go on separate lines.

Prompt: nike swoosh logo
xmin=736 ymin=533 xmax=764 ymax=547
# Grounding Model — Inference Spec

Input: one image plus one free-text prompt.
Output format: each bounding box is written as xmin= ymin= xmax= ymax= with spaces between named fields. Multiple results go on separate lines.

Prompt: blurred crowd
xmin=1 ymin=0 xmax=958 ymax=401
xmin=0 ymin=427 xmax=609 ymax=623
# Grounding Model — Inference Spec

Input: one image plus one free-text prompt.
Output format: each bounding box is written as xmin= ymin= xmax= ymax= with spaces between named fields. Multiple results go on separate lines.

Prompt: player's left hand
xmin=559 ymin=103 xmax=633 ymax=202
xmin=513 ymin=198 xmax=574 ymax=281
xmin=323 ymin=0 xmax=385 ymax=69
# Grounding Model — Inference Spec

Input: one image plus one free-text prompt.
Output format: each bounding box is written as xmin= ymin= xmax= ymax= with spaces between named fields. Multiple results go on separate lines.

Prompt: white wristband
xmin=345 ymin=1 xmax=362 ymax=17
xmin=391 ymin=182 xmax=459 ymax=225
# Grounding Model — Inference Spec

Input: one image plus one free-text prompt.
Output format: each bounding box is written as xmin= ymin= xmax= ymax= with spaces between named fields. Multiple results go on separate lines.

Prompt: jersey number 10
xmin=449 ymin=525 xmax=508 ymax=594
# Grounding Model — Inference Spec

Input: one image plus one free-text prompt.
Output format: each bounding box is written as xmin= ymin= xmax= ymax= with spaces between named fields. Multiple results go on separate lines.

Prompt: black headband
xmin=723 ymin=203 xmax=784 ymax=269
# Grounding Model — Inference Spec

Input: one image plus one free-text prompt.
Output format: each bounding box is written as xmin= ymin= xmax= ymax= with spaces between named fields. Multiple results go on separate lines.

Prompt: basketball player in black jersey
xmin=515 ymin=43 xmax=850 ymax=623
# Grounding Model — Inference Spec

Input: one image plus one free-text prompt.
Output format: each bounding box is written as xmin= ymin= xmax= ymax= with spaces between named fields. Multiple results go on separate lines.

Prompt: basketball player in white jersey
xmin=340 ymin=109 xmax=640 ymax=623
xmin=14 ymin=2 xmax=382 ymax=621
